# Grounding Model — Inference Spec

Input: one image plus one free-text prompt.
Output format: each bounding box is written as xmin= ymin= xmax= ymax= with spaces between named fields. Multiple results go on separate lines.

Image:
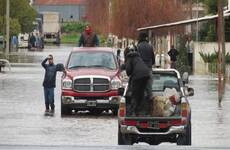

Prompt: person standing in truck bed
xmin=137 ymin=32 xmax=155 ymax=114
xmin=78 ymin=25 xmax=99 ymax=47
xmin=124 ymin=48 xmax=150 ymax=116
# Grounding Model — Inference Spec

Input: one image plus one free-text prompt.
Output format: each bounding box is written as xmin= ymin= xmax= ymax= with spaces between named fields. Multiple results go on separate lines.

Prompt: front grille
xmin=93 ymin=78 xmax=109 ymax=84
xmin=75 ymin=97 xmax=108 ymax=100
xmin=74 ymin=77 xmax=110 ymax=92
xmin=93 ymin=85 xmax=110 ymax=91
xmin=74 ymin=85 xmax=91 ymax=91
xmin=74 ymin=78 xmax=90 ymax=84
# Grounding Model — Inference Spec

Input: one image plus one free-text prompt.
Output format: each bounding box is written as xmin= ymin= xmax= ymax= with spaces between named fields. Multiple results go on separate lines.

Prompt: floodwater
xmin=0 ymin=45 xmax=230 ymax=148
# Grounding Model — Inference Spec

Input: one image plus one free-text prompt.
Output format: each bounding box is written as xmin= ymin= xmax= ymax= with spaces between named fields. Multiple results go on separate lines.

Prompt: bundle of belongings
xmin=151 ymin=88 xmax=180 ymax=117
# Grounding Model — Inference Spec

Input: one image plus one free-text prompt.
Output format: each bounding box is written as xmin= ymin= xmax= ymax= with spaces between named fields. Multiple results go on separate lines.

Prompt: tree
xmin=85 ymin=0 xmax=109 ymax=35
xmin=0 ymin=15 xmax=21 ymax=36
xmin=0 ymin=0 xmax=36 ymax=34
xmin=86 ymin=0 xmax=186 ymax=38
xmin=198 ymin=0 xmax=230 ymax=42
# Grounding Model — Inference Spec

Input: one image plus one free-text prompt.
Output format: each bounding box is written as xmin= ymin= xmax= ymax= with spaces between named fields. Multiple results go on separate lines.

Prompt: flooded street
xmin=0 ymin=45 xmax=230 ymax=149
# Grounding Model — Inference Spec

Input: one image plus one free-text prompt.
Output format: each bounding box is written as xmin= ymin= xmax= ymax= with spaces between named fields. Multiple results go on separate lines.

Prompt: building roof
xmin=33 ymin=0 xmax=85 ymax=6
xmin=137 ymin=11 xmax=230 ymax=31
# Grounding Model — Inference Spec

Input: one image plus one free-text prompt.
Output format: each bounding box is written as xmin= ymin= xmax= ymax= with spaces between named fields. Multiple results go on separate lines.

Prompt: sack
xmin=151 ymin=96 xmax=166 ymax=117
xmin=151 ymin=96 xmax=176 ymax=117
xmin=163 ymin=100 xmax=176 ymax=117
xmin=164 ymin=88 xmax=180 ymax=105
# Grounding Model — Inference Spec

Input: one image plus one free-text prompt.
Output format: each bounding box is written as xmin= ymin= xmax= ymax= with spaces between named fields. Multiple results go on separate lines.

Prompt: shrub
xmin=199 ymin=51 xmax=230 ymax=64
xmin=61 ymin=22 xmax=88 ymax=33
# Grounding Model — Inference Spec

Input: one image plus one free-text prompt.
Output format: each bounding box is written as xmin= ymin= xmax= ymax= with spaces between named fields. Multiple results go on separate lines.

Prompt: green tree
xmin=0 ymin=0 xmax=36 ymax=33
xmin=0 ymin=16 xmax=21 ymax=36
xmin=198 ymin=0 xmax=230 ymax=42
xmin=176 ymin=35 xmax=192 ymax=74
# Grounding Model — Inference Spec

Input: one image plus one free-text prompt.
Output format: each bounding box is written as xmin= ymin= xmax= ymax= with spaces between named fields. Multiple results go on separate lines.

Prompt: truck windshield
xmin=68 ymin=51 xmax=117 ymax=70
xmin=152 ymin=73 xmax=179 ymax=91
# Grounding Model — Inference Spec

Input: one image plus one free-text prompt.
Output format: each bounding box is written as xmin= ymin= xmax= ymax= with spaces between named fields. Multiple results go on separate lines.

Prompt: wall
xmin=194 ymin=42 xmax=230 ymax=75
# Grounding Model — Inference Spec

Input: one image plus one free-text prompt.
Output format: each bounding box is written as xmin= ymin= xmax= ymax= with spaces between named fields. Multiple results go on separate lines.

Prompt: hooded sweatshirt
xmin=125 ymin=51 xmax=150 ymax=81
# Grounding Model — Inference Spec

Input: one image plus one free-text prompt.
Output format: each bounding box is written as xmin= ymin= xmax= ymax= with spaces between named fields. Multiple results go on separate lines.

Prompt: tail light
xmin=118 ymin=98 xmax=126 ymax=117
xmin=181 ymin=98 xmax=189 ymax=124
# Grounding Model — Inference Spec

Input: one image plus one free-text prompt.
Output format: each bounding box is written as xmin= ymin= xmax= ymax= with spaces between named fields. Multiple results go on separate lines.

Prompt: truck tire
xmin=61 ymin=103 xmax=72 ymax=116
xmin=177 ymin=120 xmax=192 ymax=145
xmin=118 ymin=125 xmax=133 ymax=145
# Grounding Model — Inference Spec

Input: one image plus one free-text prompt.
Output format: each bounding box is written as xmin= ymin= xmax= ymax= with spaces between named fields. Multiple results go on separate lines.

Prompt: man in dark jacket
xmin=78 ymin=25 xmax=99 ymax=47
xmin=125 ymin=48 xmax=150 ymax=116
xmin=41 ymin=55 xmax=61 ymax=113
xmin=168 ymin=45 xmax=179 ymax=69
xmin=137 ymin=32 xmax=155 ymax=113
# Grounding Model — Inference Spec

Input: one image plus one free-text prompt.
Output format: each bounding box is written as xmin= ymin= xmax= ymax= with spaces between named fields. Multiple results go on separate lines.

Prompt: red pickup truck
xmin=61 ymin=47 xmax=122 ymax=115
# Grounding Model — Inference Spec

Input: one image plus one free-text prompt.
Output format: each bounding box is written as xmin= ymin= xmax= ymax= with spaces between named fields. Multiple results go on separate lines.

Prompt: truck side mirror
xmin=118 ymin=87 xmax=125 ymax=96
xmin=56 ymin=63 xmax=64 ymax=71
xmin=182 ymin=72 xmax=189 ymax=84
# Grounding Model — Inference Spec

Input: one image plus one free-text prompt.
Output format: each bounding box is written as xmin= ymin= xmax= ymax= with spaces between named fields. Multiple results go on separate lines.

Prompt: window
xmin=152 ymin=73 xmax=179 ymax=91
xmin=68 ymin=51 xmax=117 ymax=70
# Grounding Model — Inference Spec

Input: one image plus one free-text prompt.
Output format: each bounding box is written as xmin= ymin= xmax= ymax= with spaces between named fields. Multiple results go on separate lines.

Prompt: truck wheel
xmin=177 ymin=121 xmax=191 ymax=145
xmin=61 ymin=103 xmax=72 ymax=116
xmin=118 ymin=125 xmax=133 ymax=145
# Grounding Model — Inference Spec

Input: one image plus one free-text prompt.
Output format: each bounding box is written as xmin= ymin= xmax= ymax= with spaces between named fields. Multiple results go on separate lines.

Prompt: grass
xmin=61 ymin=33 xmax=79 ymax=44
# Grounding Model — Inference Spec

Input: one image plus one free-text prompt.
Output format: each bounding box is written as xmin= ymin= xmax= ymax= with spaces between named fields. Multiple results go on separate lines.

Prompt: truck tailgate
xmin=124 ymin=116 xmax=181 ymax=121
xmin=121 ymin=116 xmax=182 ymax=129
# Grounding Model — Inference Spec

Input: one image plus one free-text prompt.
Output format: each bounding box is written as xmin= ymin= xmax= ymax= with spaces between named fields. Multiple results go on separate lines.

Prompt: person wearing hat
xmin=136 ymin=32 xmax=155 ymax=113
xmin=78 ymin=25 xmax=99 ymax=47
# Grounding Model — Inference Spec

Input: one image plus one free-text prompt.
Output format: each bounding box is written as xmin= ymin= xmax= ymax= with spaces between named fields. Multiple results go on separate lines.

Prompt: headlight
xmin=111 ymin=78 xmax=122 ymax=89
xmin=62 ymin=79 xmax=72 ymax=89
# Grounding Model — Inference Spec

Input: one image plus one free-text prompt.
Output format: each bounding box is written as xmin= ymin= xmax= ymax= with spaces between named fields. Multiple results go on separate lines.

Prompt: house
xmin=33 ymin=0 xmax=86 ymax=22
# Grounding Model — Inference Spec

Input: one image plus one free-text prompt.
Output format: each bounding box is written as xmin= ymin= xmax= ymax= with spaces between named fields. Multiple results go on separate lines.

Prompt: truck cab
xmin=117 ymin=69 xmax=194 ymax=145
xmin=61 ymin=47 xmax=122 ymax=115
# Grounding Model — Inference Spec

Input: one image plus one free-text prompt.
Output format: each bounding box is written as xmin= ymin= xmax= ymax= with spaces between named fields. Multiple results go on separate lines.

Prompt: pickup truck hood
xmin=65 ymin=68 xmax=119 ymax=79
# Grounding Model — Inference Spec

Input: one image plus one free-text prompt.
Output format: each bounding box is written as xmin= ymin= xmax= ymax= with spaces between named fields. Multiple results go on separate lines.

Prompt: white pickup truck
xmin=117 ymin=69 xmax=194 ymax=145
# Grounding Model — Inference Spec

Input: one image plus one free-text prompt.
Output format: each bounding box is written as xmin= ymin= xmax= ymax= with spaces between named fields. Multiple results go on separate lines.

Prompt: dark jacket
xmin=125 ymin=51 xmax=150 ymax=81
xmin=168 ymin=48 xmax=179 ymax=62
xmin=78 ymin=32 xmax=99 ymax=47
xmin=41 ymin=58 xmax=58 ymax=88
xmin=137 ymin=41 xmax=155 ymax=68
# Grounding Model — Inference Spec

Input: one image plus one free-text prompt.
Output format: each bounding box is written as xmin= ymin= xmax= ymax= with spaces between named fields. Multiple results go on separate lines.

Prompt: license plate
xmin=87 ymin=101 xmax=97 ymax=107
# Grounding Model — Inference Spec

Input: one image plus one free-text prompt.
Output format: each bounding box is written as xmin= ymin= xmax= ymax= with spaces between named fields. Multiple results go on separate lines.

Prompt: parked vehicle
xmin=18 ymin=33 xmax=29 ymax=48
xmin=41 ymin=12 xmax=60 ymax=44
xmin=61 ymin=47 xmax=123 ymax=115
xmin=117 ymin=69 xmax=194 ymax=145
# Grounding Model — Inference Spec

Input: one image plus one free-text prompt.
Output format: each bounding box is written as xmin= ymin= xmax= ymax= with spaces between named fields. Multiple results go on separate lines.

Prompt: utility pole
xmin=217 ymin=0 xmax=225 ymax=103
xmin=5 ymin=0 xmax=10 ymax=58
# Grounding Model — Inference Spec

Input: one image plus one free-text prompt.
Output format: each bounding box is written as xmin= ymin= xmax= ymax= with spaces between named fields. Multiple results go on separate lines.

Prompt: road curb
xmin=10 ymin=63 xmax=41 ymax=67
